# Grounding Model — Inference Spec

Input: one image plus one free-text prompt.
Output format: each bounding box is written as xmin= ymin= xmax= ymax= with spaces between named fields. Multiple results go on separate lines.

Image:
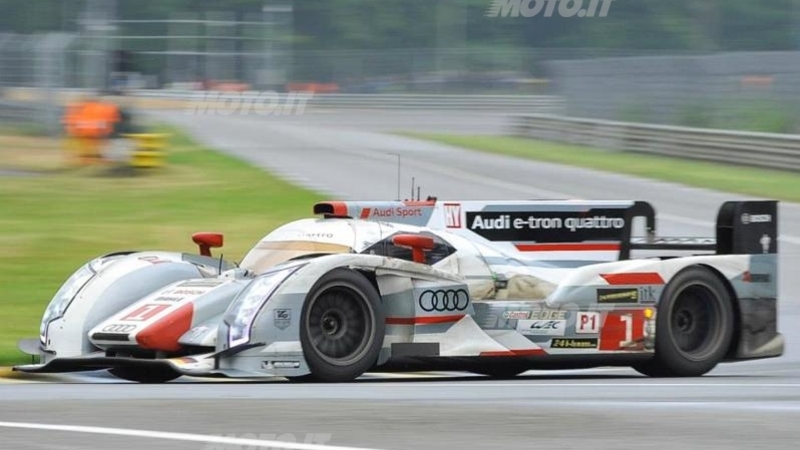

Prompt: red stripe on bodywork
xmin=601 ymin=272 xmax=665 ymax=285
xmin=360 ymin=208 xmax=371 ymax=219
xmin=516 ymin=243 xmax=621 ymax=252
xmin=329 ymin=201 xmax=349 ymax=217
xmin=135 ymin=303 xmax=194 ymax=352
xmin=479 ymin=349 xmax=546 ymax=357
xmin=386 ymin=315 xmax=465 ymax=325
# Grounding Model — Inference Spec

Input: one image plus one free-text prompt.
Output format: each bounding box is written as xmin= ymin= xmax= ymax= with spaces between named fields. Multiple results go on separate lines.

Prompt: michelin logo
xmin=741 ymin=213 xmax=772 ymax=225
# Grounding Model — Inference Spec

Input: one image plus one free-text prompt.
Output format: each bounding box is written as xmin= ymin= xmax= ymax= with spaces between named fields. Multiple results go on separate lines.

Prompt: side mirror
xmin=392 ymin=234 xmax=435 ymax=264
xmin=192 ymin=232 xmax=224 ymax=257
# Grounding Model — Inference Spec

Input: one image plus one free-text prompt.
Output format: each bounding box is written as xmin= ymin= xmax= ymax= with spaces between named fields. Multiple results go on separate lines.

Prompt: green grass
xmin=0 ymin=127 xmax=324 ymax=365
xmin=400 ymin=133 xmax=800 ymax=202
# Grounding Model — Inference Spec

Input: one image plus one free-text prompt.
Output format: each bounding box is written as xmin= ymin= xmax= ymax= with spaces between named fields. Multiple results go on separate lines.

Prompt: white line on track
xmin=0 ymin=422 xmax=385 ymax=450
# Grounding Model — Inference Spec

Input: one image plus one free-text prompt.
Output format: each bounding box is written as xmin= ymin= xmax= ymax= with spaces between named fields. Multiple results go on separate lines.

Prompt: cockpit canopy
xmin=239 ymin=218 xmax=457 ymax=273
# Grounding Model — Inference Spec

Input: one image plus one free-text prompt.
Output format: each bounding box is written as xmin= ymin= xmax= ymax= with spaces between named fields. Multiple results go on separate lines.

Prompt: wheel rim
xmin=669 ymin=284 xmax=723 ymax=361
xmin=306 ymin=284 xmax=374 ymax=367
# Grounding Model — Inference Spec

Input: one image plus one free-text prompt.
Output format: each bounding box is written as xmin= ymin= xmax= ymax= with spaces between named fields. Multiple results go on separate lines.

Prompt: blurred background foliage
xmin=0 ymin=0 xmax=795 ymax=52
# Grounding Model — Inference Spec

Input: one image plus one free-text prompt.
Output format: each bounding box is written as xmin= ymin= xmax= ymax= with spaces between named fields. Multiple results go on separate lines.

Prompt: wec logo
xmin=486 ymin=0 xmax=614 ymax=18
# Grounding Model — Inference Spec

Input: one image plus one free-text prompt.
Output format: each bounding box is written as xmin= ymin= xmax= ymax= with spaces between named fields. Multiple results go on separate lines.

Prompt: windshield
xmin=240 ymin=240 xmax=352 ymax=274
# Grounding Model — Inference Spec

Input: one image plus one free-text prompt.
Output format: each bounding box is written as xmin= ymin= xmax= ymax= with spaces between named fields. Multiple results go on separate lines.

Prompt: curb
xmin=0 ymin=367 xmax=24 ymax=379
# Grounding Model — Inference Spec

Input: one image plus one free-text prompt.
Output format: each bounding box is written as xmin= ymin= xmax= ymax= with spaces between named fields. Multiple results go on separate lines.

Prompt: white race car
xmin=16 ymin=198 xmax=783 ymax=382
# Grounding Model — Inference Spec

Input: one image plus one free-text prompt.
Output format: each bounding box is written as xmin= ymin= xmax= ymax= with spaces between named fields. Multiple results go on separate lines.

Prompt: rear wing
xmin=313 ymin=199 xmax=778 ymax=260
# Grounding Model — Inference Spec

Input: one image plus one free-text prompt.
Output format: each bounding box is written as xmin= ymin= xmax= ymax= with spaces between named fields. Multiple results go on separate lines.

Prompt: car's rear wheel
xmin=295 ymin=269 xmax=385 ymax=382
xmin=109 ymin=366 xmax=181 ymax=383
xmin=633 ymin=266 xmax=734 ymax=377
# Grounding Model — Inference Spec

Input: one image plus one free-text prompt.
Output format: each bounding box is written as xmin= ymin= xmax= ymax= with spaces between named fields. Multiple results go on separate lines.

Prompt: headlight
xmin=39 ymin=263 xmax=95 ymax=342
xmin=226 ymin=265 xmax=301 ymax=348
xmin=39 ymin=254 xmax=123 ymax=343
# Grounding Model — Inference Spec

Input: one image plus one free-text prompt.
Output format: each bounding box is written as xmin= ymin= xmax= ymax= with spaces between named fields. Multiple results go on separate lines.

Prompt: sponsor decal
xmin=760 ymin=234 xmax=772 ymax=254
xmin=120 ymin=304 xmax=171 ymax=322
xmin=551 ymin=338 xmax=598 ymax=349
xmin=741 ymin=213 xmax=772 ymax=225
xmin=101 ymin=324 xmax=137 ymax=333
xmin=638 ymin=286 xmax=657 ymax=303
xmin=530 ymin=309 xmax=567 ymax=320
xmin=418 ymin=289 xmax=470 ymax=312
xmin=597 ymin=288 xmax=639 ymax=304
xmin=502 ymin=310 xmax=531 ymax=320
xmin=465 ymin=209 xmax=627 ymax=242
xmin=274 ymin=309 xmax=291 ymax=330
xmin=169 ymin=289 xmax=208 ymax=296
xmin=138 ymin=256 xmax=170 ymax=264
xmin=444 ymin=203 xmax=462 ymax=228
xmin=154 ymin=296 xmax=184 ymax=302
xmin=304 ymin=233 xmax=334 ymax=239
xmin=362 ymin=207 xmax=424 ymax=219
xmin=180 ymin=280 xmax=226 ymax=288
xmin=576 ymin=312 xmax=600 ymax=334
xmin=518 ymin=319 xmax=566 ymax=336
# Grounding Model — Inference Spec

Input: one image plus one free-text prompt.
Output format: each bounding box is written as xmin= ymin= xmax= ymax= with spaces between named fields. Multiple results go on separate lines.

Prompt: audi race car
xmin=15 ymin=198 xmax=783 ymax=382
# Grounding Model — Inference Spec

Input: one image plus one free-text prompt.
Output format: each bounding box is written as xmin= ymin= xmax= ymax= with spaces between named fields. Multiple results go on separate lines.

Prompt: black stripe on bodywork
xmin=91 ymin=333 xmax=131 ymax=342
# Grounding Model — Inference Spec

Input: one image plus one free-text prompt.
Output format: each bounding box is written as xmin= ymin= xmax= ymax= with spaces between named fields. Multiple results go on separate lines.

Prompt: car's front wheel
xmin=295 ymin=268 xmax=385 ymax=382
xmin=633 ymin=266 xmax=734 ymax=377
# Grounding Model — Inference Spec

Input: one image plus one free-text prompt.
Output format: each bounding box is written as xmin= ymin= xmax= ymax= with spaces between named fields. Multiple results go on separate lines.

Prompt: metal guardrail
xmin=512 ymin=114 xmax=800 ymax=171
xmin=130 ymin=90 xmax=566 ymax=113
xmin=3 ymin=87 xmax=565 ymax=113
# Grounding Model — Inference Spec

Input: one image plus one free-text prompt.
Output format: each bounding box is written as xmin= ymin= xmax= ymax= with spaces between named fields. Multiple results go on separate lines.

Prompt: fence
xmin=0 ymin=33 xmax=80 ymax=133
xmin=512 ymin=114 xmax=800 ymax=171
xmin=546 ymin=52 xmax=800 ymax=132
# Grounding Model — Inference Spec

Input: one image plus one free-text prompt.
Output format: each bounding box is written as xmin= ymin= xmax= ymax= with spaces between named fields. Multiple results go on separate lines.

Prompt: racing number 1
xmin=620 ymin=314 xmax=633 ymax=347
xmin=599 ymin=311 xmax=644 ymax=351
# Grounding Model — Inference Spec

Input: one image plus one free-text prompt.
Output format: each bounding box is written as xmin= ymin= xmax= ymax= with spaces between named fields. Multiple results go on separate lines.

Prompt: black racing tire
xmin=109 ymin=366 xmax=181 ymax=383
xmin=296 ymin=268 xmax=385 ymax=382
xmin=633 ymin=266 xmax=734 ymax=377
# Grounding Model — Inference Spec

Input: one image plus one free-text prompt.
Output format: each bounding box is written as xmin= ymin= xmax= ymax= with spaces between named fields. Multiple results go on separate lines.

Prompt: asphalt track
xmin=2 ymin=109 xmax=799 ymax=449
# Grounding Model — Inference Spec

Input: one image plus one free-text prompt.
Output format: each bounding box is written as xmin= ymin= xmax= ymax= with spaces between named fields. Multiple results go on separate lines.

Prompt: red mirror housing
xmin=392 ymin=234 xmax=435 ymax=264
xmin=192 ymin=232 xmax=224 ymax=257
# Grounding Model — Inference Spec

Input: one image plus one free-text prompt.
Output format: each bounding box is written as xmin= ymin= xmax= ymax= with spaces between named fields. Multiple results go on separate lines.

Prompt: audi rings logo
xmin=418 ymin=289 xmax=470 ymax=312
xmin=101 ymin=324 xmax=137 ymax=333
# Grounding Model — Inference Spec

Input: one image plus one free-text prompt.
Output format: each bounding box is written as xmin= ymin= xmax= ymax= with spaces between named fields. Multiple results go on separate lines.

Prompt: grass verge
xmin=400 ymin=133 xmax=800 ymax=202
xmin=0 ymin=127 xmax=323 ymax=365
